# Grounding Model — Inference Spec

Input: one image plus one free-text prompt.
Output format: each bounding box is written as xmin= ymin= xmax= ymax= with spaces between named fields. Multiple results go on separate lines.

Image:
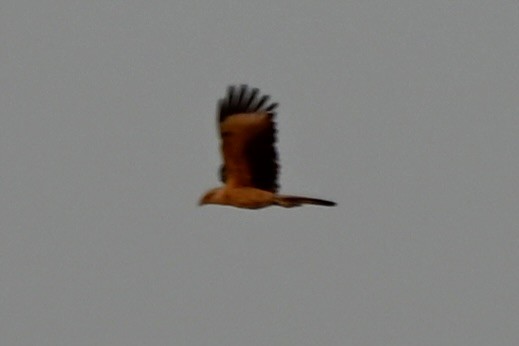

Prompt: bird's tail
xmin=274 ymin=195 xmax=336 ymax=208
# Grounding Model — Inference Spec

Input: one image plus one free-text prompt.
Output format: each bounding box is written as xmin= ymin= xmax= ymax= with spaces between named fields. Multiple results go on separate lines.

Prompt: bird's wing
xmin=217 ymin=85 xmax=279 ymax=192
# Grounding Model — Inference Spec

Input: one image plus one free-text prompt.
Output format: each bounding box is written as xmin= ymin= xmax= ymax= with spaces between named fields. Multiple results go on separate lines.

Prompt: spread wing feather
xmin=217 ymin=85 xmax=279 ymax=192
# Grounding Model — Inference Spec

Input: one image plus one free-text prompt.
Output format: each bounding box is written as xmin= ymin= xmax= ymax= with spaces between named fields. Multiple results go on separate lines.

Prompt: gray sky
xmin=1 ymin=1 xmax=518 ymax=345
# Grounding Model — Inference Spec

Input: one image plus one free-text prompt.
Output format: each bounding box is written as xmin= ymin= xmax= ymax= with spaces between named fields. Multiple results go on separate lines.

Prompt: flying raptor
xmin=199 ymin=85 xmax=336 ymax=209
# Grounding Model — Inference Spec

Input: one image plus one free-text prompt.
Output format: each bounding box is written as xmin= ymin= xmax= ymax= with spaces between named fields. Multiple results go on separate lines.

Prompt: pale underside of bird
xmin=199 ymin=85 xmax=336 ymax=209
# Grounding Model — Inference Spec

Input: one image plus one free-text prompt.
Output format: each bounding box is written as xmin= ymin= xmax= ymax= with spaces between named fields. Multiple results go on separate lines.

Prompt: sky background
xmin=1 ymin=1 xmax=518 ymax=345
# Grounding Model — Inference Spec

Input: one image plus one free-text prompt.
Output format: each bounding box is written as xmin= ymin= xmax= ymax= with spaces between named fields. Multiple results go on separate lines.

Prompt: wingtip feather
xmin=218 ymin=85 xmax=278 ymax=123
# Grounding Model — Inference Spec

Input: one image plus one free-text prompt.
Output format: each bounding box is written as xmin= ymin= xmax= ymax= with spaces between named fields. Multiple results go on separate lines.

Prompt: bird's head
xmin=198 ymin=188 xmax=224 ymax=206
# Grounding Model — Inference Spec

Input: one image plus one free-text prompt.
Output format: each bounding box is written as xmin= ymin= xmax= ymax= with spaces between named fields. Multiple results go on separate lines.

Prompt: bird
xmin=199 ymin=85 xmax=336 ymax=209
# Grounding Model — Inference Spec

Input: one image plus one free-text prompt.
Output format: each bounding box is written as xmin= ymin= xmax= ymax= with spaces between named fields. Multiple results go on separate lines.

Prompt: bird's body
xmin=199 ymin=85 xmax=336 ymax=209
xmin=201 ymin=187 xmax=275 ymax=209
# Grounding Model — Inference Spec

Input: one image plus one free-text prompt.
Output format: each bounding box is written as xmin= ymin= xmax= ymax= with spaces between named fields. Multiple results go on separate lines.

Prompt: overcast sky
xmin=1 ymin=1 xmax=518 ymax=345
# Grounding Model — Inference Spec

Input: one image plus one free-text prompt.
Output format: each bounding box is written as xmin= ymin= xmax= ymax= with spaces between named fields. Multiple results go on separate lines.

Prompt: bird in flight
xmin=199 ymin=85 xmax=336 ymax=209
